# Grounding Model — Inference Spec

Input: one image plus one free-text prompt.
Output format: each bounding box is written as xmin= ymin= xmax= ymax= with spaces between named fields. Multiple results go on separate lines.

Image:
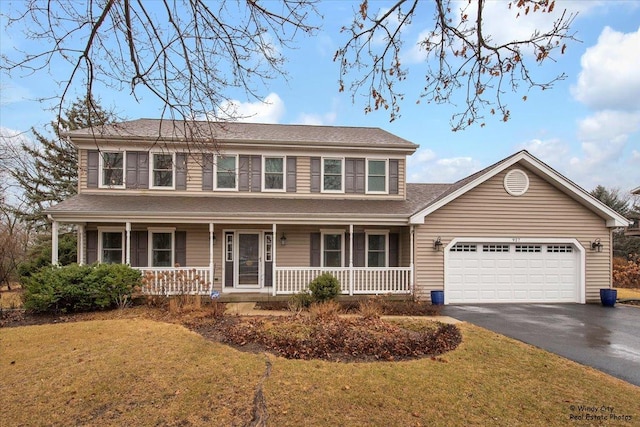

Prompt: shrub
xmin=22 ymin=263 xmax=142 ymax=314
xmin=357 ymin=298 xmax=382 ymax=319
xmin=613 ymin=256 xmax=640 ymax=289
xmin=308 ymin=273 xmax=341 ymax=302
xmin=309 ymin=300 xmax=342 ymax=321
xmin=288 ymin=290 xmax=313 ymax=312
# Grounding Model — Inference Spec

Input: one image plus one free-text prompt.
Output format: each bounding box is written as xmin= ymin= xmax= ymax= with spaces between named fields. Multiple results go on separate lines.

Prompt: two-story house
xmin=47 ymin=119 xmax=628 ymax=303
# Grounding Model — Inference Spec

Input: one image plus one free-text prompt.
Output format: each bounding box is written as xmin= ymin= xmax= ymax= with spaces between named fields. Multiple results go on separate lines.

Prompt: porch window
xmin=216 ymin=155 xmax=237 ymax=190
xmin=323 ymin=233 xmax=343 ymax=267
xmin=263 ymin=157 xmax=284 ymax=191
xmin=366 ymin=160 xmax=387 ymax=193
xmin=322 ymin=158 xmax=343 ymax=192
xmin=151 ymin=153 xmax=174 ymax=188
xmin=100 ymin=152 xmax=124 ymax=187
xmin=151 ymin=231 xmax=173 ymax=267
xmin=367 ymin=233 xmax=387 ymax=267
xmin=100 ymin=231 xmax=124 ymax=264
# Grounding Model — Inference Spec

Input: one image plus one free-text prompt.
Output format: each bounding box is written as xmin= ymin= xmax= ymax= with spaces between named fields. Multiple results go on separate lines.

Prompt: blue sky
xmin=1 ymin=0 xmax=639 ymax=195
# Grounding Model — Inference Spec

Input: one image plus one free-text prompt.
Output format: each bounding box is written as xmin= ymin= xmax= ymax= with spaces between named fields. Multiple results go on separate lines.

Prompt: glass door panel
xmin=238 ymin=233 xmax=260 ymax=286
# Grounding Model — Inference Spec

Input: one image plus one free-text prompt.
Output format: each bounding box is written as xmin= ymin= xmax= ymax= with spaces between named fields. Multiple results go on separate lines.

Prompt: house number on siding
xmin=512 ymin=238 xmax=521 ymax=242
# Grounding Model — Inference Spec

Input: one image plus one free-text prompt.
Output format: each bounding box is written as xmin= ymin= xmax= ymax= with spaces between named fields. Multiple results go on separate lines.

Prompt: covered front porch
xmin=49 ymin=220 xmax=416 ymax=298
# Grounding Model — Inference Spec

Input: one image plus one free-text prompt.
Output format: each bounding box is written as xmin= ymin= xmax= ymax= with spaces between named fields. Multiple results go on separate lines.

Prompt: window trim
xmin=366 ymin=159 xmax=388 ymax=194
xmin=321 ymin=157 xmax=345 ymax=193
xmin=214 ymin=154 xmax=239 ymax=191
xmin=365 ymin=230 xmax=389 ymax=267
xmin=148 ymin=228 xmax=176 ymax=267
xmin=320 ymin=229 xmax=344 ymax=267
xmin=149 ymin=152 xmax=176 ymax=190
xmin=262 ymin=156 xmax=286 ymax=192
xmin=97 ymin=227 xmax=125 ymax=264
xmin=98 ymin=151 xmax=126 ymax=189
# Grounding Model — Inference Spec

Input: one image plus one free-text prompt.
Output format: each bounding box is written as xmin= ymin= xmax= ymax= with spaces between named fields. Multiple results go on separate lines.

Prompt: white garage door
xmin=445 ymin=242 xmax=579 ymax=303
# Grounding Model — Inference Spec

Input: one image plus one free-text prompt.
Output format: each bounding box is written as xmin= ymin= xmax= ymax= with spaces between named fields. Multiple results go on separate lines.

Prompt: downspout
xmin=209 ymin=222 xmax=215 ymax=294
xmin=410 ymin=225 xmax=415 ymax=298
xmin=349 ymin=224 xmax=354 ymax=296
xmin=125 ymin=222 xmax=131 ymax=265
xmin=272 ymin=223 xmax=277 ymax=296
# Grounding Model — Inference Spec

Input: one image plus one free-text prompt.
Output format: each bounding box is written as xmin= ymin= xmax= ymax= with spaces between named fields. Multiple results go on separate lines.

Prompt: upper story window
xmin=263 ymin=157 xmax=285 ymax=191
xmin=322 ymin=158 xmax=344 ymax=192
xmin=151 ymin=153 xmax=174 ymax=188
xmin=216 ymin=155 xmax=238 ymax=190
xmin=367 ymin=159 xmax=387 ymax=193
xmin=100 ymin=152 xmax=125 ymax=188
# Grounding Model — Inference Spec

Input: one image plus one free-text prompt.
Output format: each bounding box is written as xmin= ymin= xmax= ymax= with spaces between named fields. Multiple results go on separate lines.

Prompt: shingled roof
xmin=63 ymin=119 xmax=419 ymax=150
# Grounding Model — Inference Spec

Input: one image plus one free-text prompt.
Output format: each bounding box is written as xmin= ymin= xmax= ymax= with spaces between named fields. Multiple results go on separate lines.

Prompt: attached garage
xmin=444 ymin=240 xmax=583 ymax=304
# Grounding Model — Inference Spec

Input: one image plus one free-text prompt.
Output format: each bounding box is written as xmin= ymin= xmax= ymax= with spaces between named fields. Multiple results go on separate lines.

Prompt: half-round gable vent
xmin=504 ymin=169 xmax=529 ymax=196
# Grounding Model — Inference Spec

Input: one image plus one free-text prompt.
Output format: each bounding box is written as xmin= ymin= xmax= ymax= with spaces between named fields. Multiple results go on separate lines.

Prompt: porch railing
xmin=135 ymin=267 xmax=213 ymax=296
xmin=274 ymin=267 xmax=412 ymax=295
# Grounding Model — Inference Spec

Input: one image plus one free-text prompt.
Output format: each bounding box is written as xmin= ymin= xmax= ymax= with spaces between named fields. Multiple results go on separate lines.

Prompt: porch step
xmin=225 ymin=302 xmax=257 ymax=315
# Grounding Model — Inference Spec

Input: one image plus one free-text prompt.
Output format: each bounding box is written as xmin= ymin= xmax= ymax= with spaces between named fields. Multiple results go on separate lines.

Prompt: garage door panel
xmin=446 ymin=242 xmax=579 ymax=304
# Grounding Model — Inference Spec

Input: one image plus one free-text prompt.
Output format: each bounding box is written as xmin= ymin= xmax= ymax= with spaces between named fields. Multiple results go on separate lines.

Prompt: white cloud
xmin=407 ymin=148 xmax=480 ymax=183
xmin=0 ymin=82 xmax=32 ymax=106
xmin=572 ymin=26 xmax=640 ymax=111
xmin=295 ymin=112 xmax=337 ymax=126
xmin=215 ymin=93 xmax=285 ymax=123
xmin=519 ymin=138 xmax=569 ymax=160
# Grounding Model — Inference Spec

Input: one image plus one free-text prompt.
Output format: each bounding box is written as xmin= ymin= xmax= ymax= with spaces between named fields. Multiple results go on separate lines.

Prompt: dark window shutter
xmin=389 ymin=233 xmax=399 ymax=267
xmin=137 ymin=152 xmax=149 ymax=189
xmin=354 ymin=233 xmax=365 ymax=267
xmin=389 ymin=160 xmax=399 ymax=194
xmin=286 ymin=156 xmax=297 ymax=192
xmin=86 ymin=230 xmax=98 ymax=264
xmin=202 ymin=153 xmax=213 ymax=191
xmin=87 ymin=150 xmax=99 ymax=188
xmin=355 ymin=158 xmax=365 ymax=193
xmin=176 ymin=153 xmax=187 ymax=190
xmin=175 ymin=231 xmax=187 ymax=267
xmin=345 ymin=158 xmax=355 ymax=193
xmin=310 ymin=157 xmax=321 ymax=193
xmin=251 ymin=155 xmax=261 ymax=192
xmin=126 ymin=152 xmax=138 ymax=189
xmin=130 ymin=231 xmax=148 ymax=267
xmin=310 ymin=232 xmax=321 ymax=266
xmin=239 ymin=155 xmax=250 ymax=191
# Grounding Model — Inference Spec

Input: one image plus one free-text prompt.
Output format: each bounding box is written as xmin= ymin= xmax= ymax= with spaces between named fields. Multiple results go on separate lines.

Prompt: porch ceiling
xmin=46 ymin=184 xmax=451 ymax=225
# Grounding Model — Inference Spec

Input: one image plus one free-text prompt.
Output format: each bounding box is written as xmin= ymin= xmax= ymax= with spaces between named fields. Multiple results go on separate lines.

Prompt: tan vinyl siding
xmin=297 ymin=156 xmax=311 ymax=193
xmin=414 ymin=164 xmax=611 ymax=302
xmin=398 ymin=158 xmax=406 ymax=198
xmin=78 ymin=149 xmax=88 ymax=192
xmin=185 ymin=154 xmax=203 ymax=192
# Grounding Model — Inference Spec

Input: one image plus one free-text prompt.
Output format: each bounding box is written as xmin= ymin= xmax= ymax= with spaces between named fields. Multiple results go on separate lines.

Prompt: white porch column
xmin=125 ymin=222 xmax=132 ymax=265
xmin=349 ymin=224 xmax=354 ymax=296
xmin=209 ymin=223 xmax=215 ymax=291
xmin=77 ymin=224 xmax=85 ymax=265
xmin=272 ymin=223 xmax=277 ymax=296
xmin=410 ymin=225 xmax=415 ymax=296
xmin=51 ymin=220 xmax=59 ymax=266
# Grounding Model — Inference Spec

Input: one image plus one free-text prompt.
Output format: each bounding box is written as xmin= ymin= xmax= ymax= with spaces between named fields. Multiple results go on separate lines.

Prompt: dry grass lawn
xmin=616 ymin=288 xmax=640 ymax=300
xmin=2 ymin=318 xmax=639 ymax=426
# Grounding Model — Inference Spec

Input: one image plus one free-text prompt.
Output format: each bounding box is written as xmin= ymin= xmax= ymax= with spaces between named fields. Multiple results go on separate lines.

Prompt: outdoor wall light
xmin=591 ymin=239 xmax=603 ymax=252
xmin=280 ymin=233 xmax=287 ymax=246
xmin=433 ymin=236 xmax=443 ymax=251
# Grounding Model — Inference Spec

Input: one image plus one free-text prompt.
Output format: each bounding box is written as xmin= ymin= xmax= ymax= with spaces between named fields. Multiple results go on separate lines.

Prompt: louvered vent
xmin=504 ymin=169 xmax=529 ymax=196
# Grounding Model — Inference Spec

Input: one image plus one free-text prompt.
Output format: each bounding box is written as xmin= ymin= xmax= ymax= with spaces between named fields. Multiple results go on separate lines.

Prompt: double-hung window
xmin=100 ymin=152 xmax=124 ymax=188
xmin=216 ymin=155 xmax=237 ymax=190
xmin=263 ymin=157 xmax=285 ymax=191
xmin=150 ymin=230 xmax=174 ymax=267
xmin=366 ymin=159 xmax=387 ymax=193
xmin=322 ymin=158 xmax=343 ymax=192
xmin=99 ymin=229 xmax=124 ymax=264
xmin=322 ymin=232 xmax=343 ymax=267
xmin=366 ymin=233 xmax=388 ymax=267
xmin=151 ymin=153 xmax=174 ymax=188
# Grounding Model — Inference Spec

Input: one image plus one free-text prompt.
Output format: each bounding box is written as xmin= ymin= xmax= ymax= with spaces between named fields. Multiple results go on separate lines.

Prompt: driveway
xmin=442 ymin=304 xmax=640 ymax=387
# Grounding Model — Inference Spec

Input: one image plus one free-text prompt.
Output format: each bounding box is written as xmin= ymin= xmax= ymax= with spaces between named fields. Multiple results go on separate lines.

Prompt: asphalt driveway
xmin=442 ymin=304 xmax=640 ymax=387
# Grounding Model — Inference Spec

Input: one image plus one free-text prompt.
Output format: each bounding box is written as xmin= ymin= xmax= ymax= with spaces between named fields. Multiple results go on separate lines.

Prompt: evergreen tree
xmin=590 ymin=185 xmax=630 ymax=218
xmin=12 ymin=95 xmax=117 ymax=228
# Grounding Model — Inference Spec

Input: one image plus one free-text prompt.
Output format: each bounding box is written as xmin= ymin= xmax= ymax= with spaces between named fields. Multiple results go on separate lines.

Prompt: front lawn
xmin=2 ymin=315 xmax=638 ymax=426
